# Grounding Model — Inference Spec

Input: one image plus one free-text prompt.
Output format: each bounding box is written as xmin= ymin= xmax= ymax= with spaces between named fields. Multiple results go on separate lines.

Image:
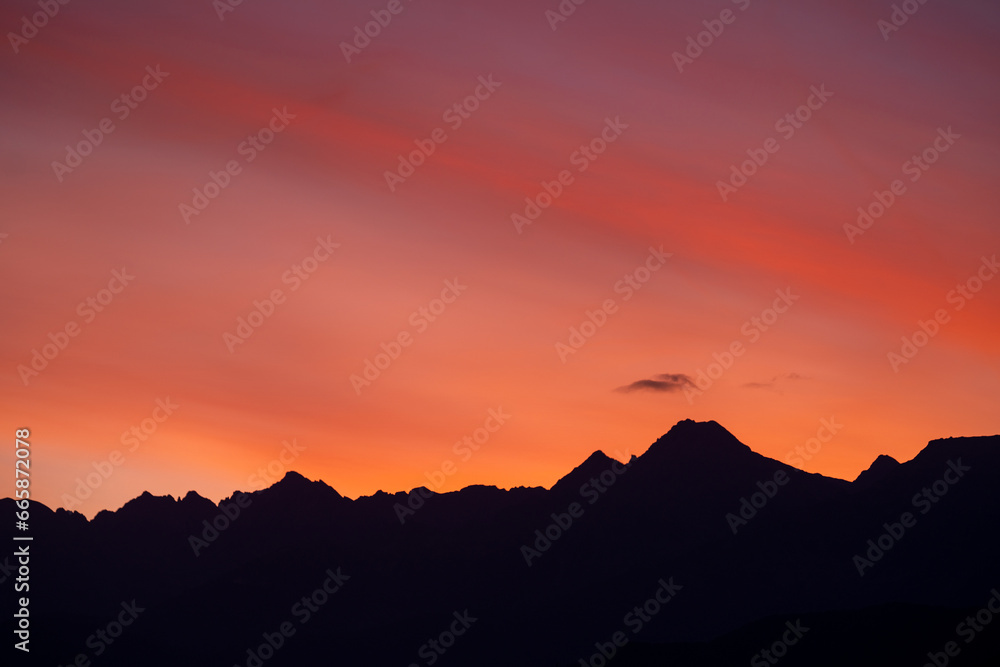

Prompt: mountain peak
xmin=665 ymin=418 xmax=735 ymax=438
xmin=551 ymin=450 xmax=619 ymax=494
xmin=278 ymin=470 xmax=311 ymax=485
xmin=121 ymin=490 xmax=173 ymax=510
xmin=580 ymin=450 xmax=615 ymax=467
xmin=263 ymin=470 xmax=343 ymax=501
xmin=853 ymin=454 xmax=900 ymax=486
xmin=644 ymin=419 xmax=753 ymax=462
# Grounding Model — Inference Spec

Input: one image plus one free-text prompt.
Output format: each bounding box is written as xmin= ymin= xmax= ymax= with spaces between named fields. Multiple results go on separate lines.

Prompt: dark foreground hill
xmin=5 ymin=420 xmax=1000 ymax=666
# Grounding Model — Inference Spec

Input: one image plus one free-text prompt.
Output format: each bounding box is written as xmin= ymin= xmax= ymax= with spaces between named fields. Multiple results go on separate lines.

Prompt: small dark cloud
xmin=743 ymin=373 xmax=806 ymax=390
xmin=616 ymin=373 xmax=695 ymax=394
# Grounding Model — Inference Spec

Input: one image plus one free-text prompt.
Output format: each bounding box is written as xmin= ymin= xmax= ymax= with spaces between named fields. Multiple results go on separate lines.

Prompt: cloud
xmin=743 ymin=373 xmax=805 ymax=390
xmin=615 ymin=373 xmax=695 ymax=394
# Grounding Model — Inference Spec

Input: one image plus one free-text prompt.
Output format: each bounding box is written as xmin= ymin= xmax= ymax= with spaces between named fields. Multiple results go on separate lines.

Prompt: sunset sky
xmin=2 ymin=0 xmax=998 ymax=517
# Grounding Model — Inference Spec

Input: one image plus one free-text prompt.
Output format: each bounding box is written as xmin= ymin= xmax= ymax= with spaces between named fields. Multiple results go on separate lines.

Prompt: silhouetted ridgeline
xmin=5 ymin=420 xmax=1000 ymax=666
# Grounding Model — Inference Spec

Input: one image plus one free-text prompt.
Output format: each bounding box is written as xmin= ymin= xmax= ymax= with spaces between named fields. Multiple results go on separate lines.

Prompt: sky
xmin=1 ymin=0 xmax=998 ymax=518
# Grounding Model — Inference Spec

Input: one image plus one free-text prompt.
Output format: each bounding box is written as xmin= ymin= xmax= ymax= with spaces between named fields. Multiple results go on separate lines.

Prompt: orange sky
xmin=2 ymin=0 xmax=998 ymax=517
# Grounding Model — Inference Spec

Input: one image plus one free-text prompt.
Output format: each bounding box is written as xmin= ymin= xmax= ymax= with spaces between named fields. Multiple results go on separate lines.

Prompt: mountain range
xmin=6 ymin=419 xmax=1000 ymax=666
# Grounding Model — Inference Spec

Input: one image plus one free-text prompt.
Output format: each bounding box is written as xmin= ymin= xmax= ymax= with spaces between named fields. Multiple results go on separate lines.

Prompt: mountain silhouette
xmin=853 ymin=453 xmax=901 ymax=487
xmin=645 ymin=418 xmax=754 ymax=460
xmin=5 ymin=420 xmax=999 ymax=666
xmin=550 ymin=449 xmax=623 ymax=495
